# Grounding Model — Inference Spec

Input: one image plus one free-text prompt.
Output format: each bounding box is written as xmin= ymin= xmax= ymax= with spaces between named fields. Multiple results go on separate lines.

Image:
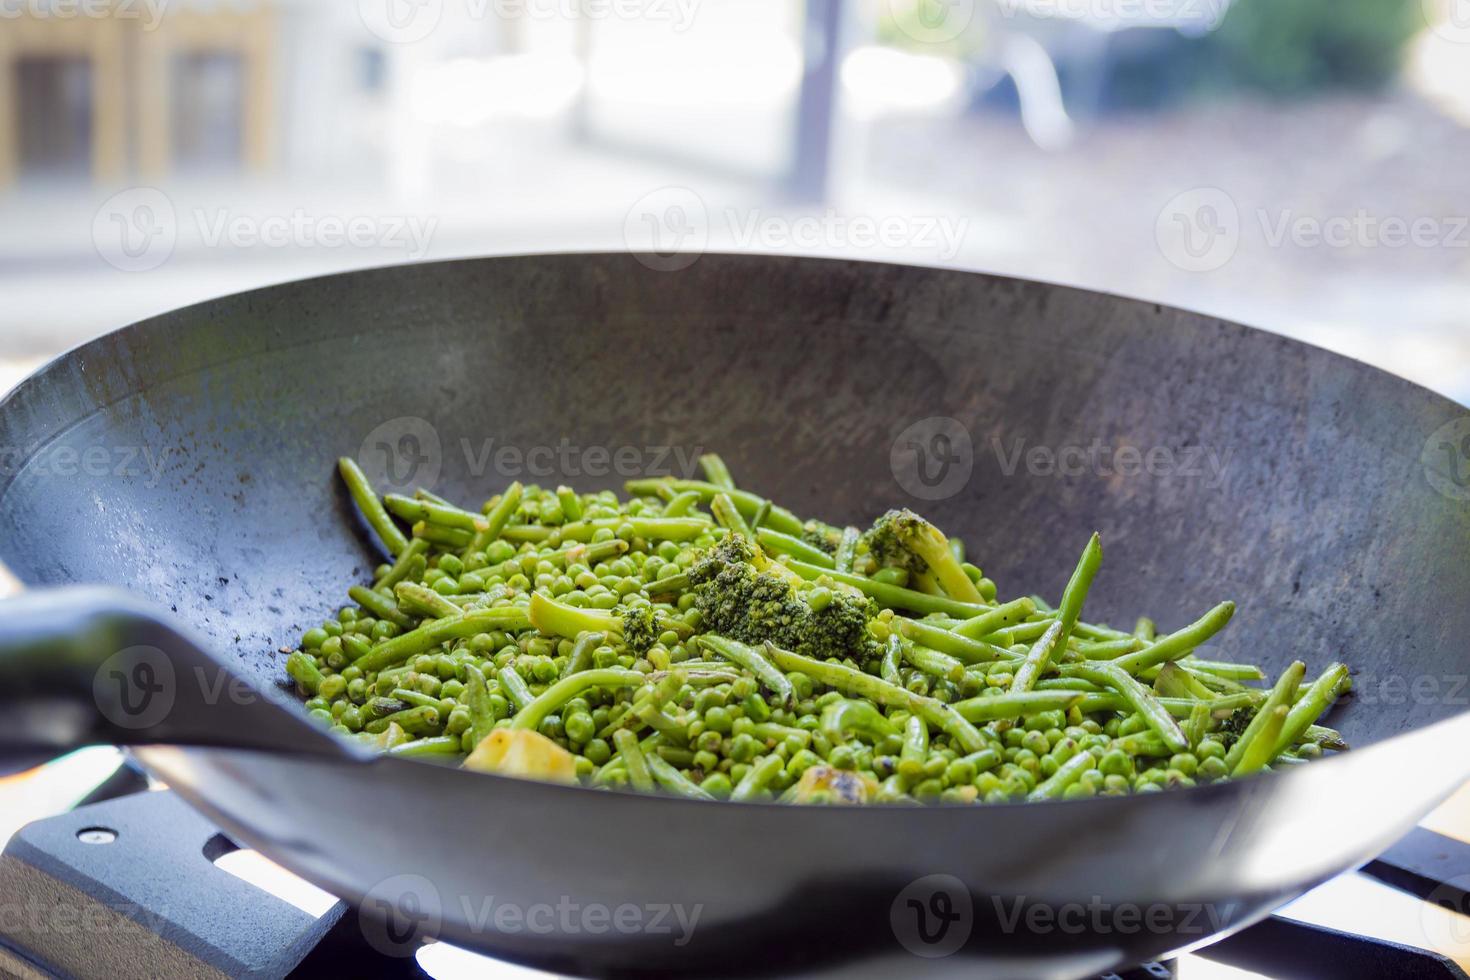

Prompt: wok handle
xmin=0 ymin=586 xmax=355 ymax=768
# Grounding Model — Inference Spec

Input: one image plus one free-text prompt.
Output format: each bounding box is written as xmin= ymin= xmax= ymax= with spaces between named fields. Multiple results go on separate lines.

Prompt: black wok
xmin=1 ymin=253 xmax=1468 ymax=978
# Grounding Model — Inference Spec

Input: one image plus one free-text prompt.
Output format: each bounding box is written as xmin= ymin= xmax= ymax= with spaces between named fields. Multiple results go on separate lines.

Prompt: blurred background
xmin=0 ymin=0 xmax=1468 ymax=406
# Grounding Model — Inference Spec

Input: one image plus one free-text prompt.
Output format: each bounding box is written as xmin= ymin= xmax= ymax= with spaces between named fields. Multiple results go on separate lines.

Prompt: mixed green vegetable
xmin=284 ymin=454 xmax=1350 ymax=804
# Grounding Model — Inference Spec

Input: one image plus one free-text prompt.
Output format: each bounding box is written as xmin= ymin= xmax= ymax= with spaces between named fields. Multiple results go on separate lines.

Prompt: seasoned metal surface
xmin=0 ymin=253 xmax=1467 ymax=975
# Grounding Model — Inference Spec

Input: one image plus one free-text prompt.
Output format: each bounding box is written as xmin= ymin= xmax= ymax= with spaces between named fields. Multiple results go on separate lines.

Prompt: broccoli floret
xmin=619 ymin=606 xmax=660 ymax=654
xmin=1216 ymin=707 xmax=1253 ymax=750
xmin=860 ymin=509 xmax=982 ymax=603
xmin=689 ymin=536 xmax=877 ymax=661
xmin=800 ymin=521 xmax=840 ymax=556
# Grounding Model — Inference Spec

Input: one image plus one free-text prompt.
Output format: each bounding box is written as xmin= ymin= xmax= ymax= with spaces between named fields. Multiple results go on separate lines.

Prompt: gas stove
xmin=1 ymin=760 xmax=1467 ymax=980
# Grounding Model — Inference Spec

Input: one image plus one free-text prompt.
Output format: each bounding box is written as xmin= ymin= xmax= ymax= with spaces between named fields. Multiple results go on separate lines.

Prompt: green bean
xmin=374 ymin=538 xmax=430 ymax=590
xmin=763 ymin=643 xmax=986 ymax=754
xmin=1054 ymin=532 xmax=1103 ymax=648
xmin=699 ymin=453 xmax=736 ymax=490
xmin=364 ymin=704 xmax=440 ymax=736
xmin=1177 ymin=657 xmax=1265 ymax=682
xmin=662 ymin=489 xmax=701 ymax=517
xmin=1232 ymin=706 xmax=1289 ymax=777
xmin=510 ymin=668 xmax=645 ymax=733
xmin=1272 ymin=663 xmax=1346 ymax=757
xmin=834 ymin=526 xmax=860 ymax=574
xmin=414 ymin=522 xmax=473 ymax=549
xmin=1224 ymin=660 xmax=1305 ymax=771
xmin=1076 ymin=692 xmax=1256 ymax=718
xmin=286 ymin=652 xmax=324 ymax=695
xmin=338 ymin=457 xmax=409 ymax=556
xmin=894 ymin=617 xmax=1017 ymax=665
xmin=1071 ymin=621 xmax=1131 ymax=642
xmin=1110 ymin=602 xmax=1236 ymax=675
xmin=389 ymin=687 xmax=443 ymax=711
xmin=880 ymin=634 xmax=903 ymax=686
xmin=1011 ymin=621 xmax=1066 ymax=693
xmin=710 ymin=493 xmax=753 ymax=539
xmin=645 ymin=753 xmax=715 ymax=800
xmin=467 ymin=481 xmax=524 ymax=553
xmin=345 ymin=585 xmax=413 ymax=629
xmin=903 ymin=643 xmax=966 ymax=684
xmin=385 ymin=494 xmax=487 ymax=532
xmin=898 ymin=714 xmax=929 ymax=779
xmin=732 ymin=753 xmax=784 ymax=802
xmin=561 ymin=631 xmax=606 ymax=678
xmin=464 ymin=664 xmax=496 ymax=748
xmin=1078 ymin=637 xmax=1144 ymax=659
xmin=497 ymin=666 xmax=536 ymax=713
xmin=747 ymin=500 xmax=772 ymax=531
xmin=625 ymin=479 xmax=804 ymax=536
xmin=1028 ymin=750 xmax=1095 ymax=800
xmin=785 ymin=561 xmax=988 ymax=619
xmin=953 ymin=598 xmax=1037 ymax=641
xmin=613 ymin=728 xmax=656 ymax=792
xmin=1185 ymin=702 xmax=1211 ymax=748
xmin=1304 ymin=724 xmax=1349 ymax=751
xmin=755 ymin=528 xmax=835 ymax=568
xmin=356 ymin=606 xmax=532 ymax=672
xmin=821 ymin=698 xmax=898 ymax=742
xmin=394 ymin=581 xmax=461 ymax=619
xmin=386 ymin=735 xmax=464 ymax=759
xmin=698 ymin=635 xmax=794 ymax=707
xmin=556 ymin=486 xmax=583 ymax=522
xmin=1133 ymin=617 xmax=1156 ymax=642
xmin=952 ymin=690 xmax=1083 ymax=722
xmin=1060 ymin=661 xmax=1188 ymax=753
xmin=989 ymin=620 xmax=1055 ymax=647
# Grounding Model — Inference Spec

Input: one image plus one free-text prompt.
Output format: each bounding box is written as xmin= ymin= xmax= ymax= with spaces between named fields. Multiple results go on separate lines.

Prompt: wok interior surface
xmin=2 ymin=253 xmax=1468 ymax=975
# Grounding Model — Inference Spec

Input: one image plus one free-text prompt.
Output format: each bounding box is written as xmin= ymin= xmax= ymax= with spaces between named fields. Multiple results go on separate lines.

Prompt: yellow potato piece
xmin=792 ymin=765 xmax=878 ymax=805
xmin=463 ymin=728 xmax=578 ymax=784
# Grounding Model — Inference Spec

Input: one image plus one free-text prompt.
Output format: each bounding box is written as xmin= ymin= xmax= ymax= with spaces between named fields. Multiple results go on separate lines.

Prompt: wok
xmin=0 ymin=252 xmax=1468 ymax=978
